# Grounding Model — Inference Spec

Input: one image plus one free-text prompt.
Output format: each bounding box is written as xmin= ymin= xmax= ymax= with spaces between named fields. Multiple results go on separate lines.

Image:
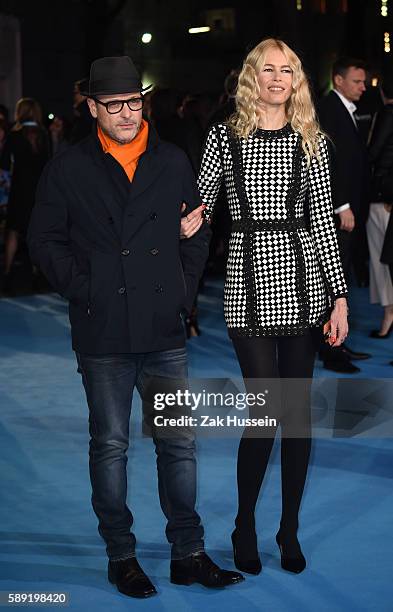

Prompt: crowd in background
xmin=0 ymin=60 xmax=393 ymax=368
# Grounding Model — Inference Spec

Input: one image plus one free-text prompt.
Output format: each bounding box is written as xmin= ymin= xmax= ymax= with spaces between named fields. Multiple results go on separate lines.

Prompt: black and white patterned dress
xmin=197 ymin=122 xmax=348 ymax=337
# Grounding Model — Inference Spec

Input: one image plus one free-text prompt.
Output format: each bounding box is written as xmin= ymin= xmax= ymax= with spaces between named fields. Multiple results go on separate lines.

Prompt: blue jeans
xmin=76 ymin=347 xmax=204 ymax=561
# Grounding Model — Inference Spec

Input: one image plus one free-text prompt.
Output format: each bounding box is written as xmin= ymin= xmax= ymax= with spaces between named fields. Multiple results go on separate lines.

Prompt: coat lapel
xmin=86 ymin=135 xmax=125 ymax=238
xmin=85 ymin=123 xmax=167 ymax=241
xmin=122 ymin=126 xmax=168 ymax=241
xmin=127 ymin=126 xmax=167 ymax=202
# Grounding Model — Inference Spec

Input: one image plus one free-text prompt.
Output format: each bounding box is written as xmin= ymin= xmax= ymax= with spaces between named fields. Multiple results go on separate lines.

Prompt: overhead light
xmin=381 ymin=0 xmax=388 ymax=17
xmin=297 ymin=0 xmax=302 ymax=10
xmin=188 ymin=26 xmax=211 ymax=34
xmin=48 ymin=113 xmax=54 ymax=120
xmin=371 ymin=77 xmax=379 ymax=87
xmin=141 ymin=32 xmax=152 ymax=44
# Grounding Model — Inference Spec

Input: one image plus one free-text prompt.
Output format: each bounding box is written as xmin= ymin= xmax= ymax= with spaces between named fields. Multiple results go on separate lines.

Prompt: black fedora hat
xmin=80 ymin=56 xmax=152 ymax=97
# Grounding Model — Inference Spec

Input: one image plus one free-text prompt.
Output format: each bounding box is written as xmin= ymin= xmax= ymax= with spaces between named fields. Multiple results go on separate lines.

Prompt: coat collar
xmin=89 ymin=118 xmax=160 ymax=158
xmin=88 ymin=120 xmax=166 ymax=199
xmin=128 ymin=121 xmax=168 ymax=201
xmin=85 ymin=120 xmax=167 ymax=238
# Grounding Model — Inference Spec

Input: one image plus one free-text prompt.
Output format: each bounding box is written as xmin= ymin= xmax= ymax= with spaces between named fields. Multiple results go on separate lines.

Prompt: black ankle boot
xmin=108 ymin=557 xmax=157 ymax=598
xmin=276 ymin=531 xmax=306 ymax=574
xmin=231 ymin=529 xmax=262 ymax=575
xmin=170 ymin=552 xmax=244 ymax=588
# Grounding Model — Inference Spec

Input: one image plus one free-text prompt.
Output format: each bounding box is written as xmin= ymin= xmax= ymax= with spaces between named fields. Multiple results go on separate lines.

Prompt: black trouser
xmin=336 ymin=222 xmax=369 ymax=286
xmin=231 ymin=333 xmax=316 ymax=537
xmin=76 ymin=347 xmax=204 ymax=561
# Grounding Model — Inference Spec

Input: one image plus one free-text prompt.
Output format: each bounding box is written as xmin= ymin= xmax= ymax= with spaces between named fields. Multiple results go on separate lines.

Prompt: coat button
xmin=118 ymin=287 xmax=126 ymax=295
xmin=150 ymin=248 xmax=159 ymax=256
xmin=155 ymin=284 xmax=163 ymax=293
xmin=121 ymin=249 xmax=130 ymax=256
xmin=150 ymin=212 xmax=157 ymax=220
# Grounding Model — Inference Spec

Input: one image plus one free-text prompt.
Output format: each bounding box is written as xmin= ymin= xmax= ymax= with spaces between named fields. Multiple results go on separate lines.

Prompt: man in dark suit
xmin=318 ymin=57 xmax=371 ymax=372
xmin=27 ymin=56 xmax=243 ymax=597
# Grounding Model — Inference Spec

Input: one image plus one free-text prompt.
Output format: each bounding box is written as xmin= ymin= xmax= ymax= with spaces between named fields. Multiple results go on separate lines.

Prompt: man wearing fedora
xmin=28 ymin=56 xmax=243 ymax=598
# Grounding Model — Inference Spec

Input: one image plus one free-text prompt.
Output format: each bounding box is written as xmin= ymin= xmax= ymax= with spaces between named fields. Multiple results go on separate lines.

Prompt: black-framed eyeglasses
xmin=93 ymin=96 xmax=144 ymax=114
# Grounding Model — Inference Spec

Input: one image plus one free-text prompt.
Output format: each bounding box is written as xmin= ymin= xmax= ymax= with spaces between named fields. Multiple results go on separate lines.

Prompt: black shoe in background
xmin=369 ymin=322 xmax=393 ymax=339
xmin=341 ymin=344 xmax=371 ymax=360
xmin=323 ymin=360 xmax=360 ymax=373
xmin=319 ymin=344 xmax=361 ymax=373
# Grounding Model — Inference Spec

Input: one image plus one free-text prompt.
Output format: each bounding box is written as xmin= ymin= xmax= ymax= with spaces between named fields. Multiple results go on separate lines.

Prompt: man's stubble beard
xmin=99 ymin=121 xmax=140 ymax=145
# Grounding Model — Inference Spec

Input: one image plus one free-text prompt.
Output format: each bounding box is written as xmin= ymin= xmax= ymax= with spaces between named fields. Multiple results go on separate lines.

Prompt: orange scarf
xmin=97 ymin=119 xmax=149 ymax=181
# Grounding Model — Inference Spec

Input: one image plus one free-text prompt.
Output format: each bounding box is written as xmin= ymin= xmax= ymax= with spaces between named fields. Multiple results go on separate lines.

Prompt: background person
xmin=317 ymin=57 xmax=372 ymax=372
xmin=367 ymin=71 xmax=393 ymax=339
xmin=0 ymin=98 xmax=49 ymax=293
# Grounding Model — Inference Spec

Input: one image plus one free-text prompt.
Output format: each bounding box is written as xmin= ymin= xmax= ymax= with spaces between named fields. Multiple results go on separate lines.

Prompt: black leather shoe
xmin=276 ymin=532 xmax=306 ymax=574
xmin=323 ymin=360 xmax=360 ymax=373
xmin=108 ymin=557 xmax=157 ymax=598
xmin=170 ymin=552 xmax=244 ymax=588
xmin=231 ymin=529 xmax=262 ymax=575
xmin=341 ymin=344 xmax=371 ymax=360
xmin=369 ymin=322 xmax=393 ymax=339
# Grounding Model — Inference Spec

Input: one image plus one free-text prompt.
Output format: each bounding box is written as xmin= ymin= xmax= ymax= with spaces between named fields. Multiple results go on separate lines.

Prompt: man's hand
xmin=180 ymin=203 xmax=206 ymax=239
xmin=384 ymin=203 xmax=392 ymax=213
xmin=338 ymin=208 xmax=355 ymax=232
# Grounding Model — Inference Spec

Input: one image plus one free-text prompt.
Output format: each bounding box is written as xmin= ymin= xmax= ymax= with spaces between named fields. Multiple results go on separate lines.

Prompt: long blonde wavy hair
xmin=228 ymin=38 xmax=322 ymax=164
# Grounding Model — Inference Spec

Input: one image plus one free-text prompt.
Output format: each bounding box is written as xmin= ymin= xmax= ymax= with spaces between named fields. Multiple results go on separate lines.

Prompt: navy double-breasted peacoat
xmin=27 ymin=123 xmax=211 ymax=354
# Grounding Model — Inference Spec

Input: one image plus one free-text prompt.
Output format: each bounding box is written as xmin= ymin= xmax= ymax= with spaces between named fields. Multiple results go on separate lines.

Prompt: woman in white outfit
xmin=186 ymin=38 xmax=348 ymax=575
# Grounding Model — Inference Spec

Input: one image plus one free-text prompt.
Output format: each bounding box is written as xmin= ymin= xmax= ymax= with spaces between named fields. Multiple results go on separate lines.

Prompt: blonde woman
xmin=191 ymin=39 xmax=349 ymax=574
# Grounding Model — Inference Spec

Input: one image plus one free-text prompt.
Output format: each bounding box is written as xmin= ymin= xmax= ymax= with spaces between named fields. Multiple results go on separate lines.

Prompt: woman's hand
xmin=328 ymin=297 xmax=349 ymax=347
xmin=180 ymin=203 xmax=206 ymax=239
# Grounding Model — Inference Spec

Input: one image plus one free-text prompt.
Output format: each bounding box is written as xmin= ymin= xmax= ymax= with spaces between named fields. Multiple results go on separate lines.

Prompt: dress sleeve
xmin=308 ymin=135 xmax=348 ymax=301
xmin=197 ymin=124 xmax=224 ymax=222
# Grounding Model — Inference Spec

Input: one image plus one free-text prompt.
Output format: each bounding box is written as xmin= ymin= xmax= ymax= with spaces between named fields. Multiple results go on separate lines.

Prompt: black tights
xmin=232 ymin=333 xmax=316 ymax=540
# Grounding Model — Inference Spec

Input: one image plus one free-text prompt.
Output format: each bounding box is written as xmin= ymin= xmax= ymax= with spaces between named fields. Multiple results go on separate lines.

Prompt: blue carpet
xmin=0 ymin=281 xmax=392 ymax=611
